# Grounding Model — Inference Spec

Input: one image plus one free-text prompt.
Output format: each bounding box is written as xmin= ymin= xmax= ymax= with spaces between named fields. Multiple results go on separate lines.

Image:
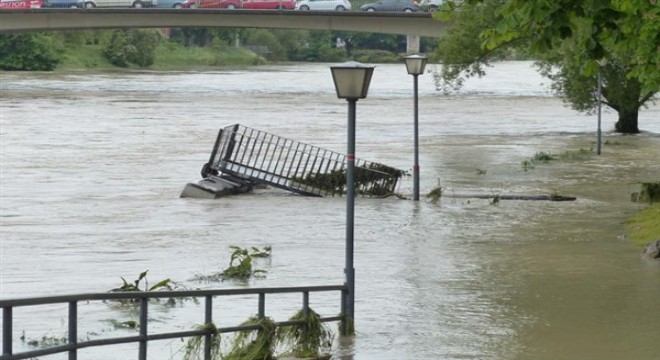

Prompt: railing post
xmin=2 ymin=307 xmax=12 ymax=357
xmin=340 ymin=287 xmax=349 ymax=336
xmin=258 ymin=293 xmax=265 ymax=319
xmin=68 ymin=301 xmax=77 ymax=360
xmin=302 ymin=291 xmax=309 ymax=315
xmin=139 ymin=297 xmax=148 ymax=360
xmin=204 ymin=295 xmax=213 ymax=360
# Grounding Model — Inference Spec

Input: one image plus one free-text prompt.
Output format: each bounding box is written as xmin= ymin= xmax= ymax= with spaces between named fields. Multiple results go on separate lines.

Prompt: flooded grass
xmin=626 ymin=203 xmax=660 ymax=247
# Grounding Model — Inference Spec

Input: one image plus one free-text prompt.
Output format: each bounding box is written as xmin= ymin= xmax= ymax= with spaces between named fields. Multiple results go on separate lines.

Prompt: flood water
xmin=1 ymin=61 xmax=659 ymax=360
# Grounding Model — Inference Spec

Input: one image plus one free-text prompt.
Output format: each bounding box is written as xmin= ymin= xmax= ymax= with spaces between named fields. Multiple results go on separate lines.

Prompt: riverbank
xmin=626 ymin=203 xmax=660 ymax=247
xmin=57 ymin=40 xmax=266 ymax=71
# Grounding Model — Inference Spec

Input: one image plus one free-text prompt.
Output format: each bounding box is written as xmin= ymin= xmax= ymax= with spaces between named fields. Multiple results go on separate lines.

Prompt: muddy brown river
xmin=1 ymin=62 xmax=659 ymax=359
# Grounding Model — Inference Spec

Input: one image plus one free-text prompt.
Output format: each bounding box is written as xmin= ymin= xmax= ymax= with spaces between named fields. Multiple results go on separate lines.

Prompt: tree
xmin=433 ymin=0 xmax=658 ymax=133
xmin=103 ymin=29 xmax=160 ymax=68
xmin=0 ymin=33 xmax=64 ymax=71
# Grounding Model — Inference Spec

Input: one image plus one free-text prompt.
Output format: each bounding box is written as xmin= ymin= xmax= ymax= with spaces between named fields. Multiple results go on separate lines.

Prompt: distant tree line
xmin=0 ymin=28 xmax=438 ymax=71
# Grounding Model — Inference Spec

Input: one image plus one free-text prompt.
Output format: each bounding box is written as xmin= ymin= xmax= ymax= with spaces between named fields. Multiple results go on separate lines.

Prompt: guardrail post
xmin=68 ymin=301 xmax=77 ymax=360
xmin=258 ymin=293 xmax=265 ymax=319
xmin=204 ymin=295 xmax=213 ymax=360
xmin=2 ymin=307 xmax=12 ymax=357
xmin=139 ymin=297 xmax=148 ymax=360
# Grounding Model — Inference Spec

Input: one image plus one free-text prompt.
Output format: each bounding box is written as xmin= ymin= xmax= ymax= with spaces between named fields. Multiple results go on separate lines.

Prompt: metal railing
xmin=1 ymin=284 xmax=347 ymax=360
xmin=204 ymin=124 xmax=404 ymax=197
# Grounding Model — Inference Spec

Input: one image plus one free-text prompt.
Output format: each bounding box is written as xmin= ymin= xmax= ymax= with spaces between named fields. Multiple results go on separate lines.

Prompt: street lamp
xmin=330 ymin=61 xmax=374 ymax=336
xmin=404 ymin=54 xmax=428 ymax=201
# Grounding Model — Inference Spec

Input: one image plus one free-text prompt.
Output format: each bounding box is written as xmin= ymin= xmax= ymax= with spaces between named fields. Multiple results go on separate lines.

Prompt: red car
xmin=0 ymin=0 xmax=43 ymax=8
xmin=241 ymin=0 xmax=295 ymax=9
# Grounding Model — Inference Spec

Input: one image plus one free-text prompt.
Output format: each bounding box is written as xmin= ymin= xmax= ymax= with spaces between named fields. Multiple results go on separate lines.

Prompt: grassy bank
xmin=57 ymin=40 xmax=265 ymax=71
xmin=626 ymin=203 xmax=660 ymax=247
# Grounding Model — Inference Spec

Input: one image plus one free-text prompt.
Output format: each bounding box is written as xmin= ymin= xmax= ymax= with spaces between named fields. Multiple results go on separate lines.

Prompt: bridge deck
xmin=0 ymin=9 xmax=448 ymax=37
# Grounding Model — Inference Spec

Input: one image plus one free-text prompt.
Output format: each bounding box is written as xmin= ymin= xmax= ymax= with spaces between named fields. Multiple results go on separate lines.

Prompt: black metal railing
xmin=205 ymin=124 xmax=404 ymax=197
xmin=1 ymin=284 xmax=347 ymax=360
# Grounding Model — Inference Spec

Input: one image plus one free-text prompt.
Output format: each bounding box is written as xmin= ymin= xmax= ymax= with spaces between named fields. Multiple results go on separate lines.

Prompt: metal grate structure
xmin=201 ymin=124 xmax=404 ymax=197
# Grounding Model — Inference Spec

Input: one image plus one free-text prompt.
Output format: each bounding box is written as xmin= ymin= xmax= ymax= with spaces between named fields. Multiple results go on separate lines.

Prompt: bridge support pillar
xmin=406 ymin=34 xmax=420 ymax=54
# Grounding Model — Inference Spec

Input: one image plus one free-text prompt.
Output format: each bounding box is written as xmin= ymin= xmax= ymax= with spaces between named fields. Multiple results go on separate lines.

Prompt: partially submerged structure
xmin=181 ymin=124 xmax=405 ymax=199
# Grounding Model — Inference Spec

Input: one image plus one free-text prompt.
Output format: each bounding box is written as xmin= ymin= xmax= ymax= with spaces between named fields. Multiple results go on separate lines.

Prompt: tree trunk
xmin=615 ymin=108 xmax=640 ymax=133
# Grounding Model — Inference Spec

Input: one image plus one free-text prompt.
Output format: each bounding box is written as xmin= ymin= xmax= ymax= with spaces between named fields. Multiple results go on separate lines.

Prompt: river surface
xmin=1 ymin=61 xmax=659 ymax=360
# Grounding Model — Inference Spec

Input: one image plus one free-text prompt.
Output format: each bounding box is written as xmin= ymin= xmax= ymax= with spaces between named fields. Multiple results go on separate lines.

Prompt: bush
xmin=103 ymin=29 xmax=161 ymax=68
xmin=0 ymin=33 xmax=64 ymax=71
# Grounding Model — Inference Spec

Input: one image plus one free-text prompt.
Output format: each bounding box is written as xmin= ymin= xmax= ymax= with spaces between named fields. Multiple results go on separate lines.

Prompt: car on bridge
xmin=155 ymin=0 xmax=185 ymax=7
xmin=79 ymin=0 xmax=156 ymax=8
xmin=241 ymin=0 xmax=295 ymax=9
xmin=181 ymin=0 xmax=240 ymax=8
xmin=42 ymin=0 xmax=83 ymax=7
xmin=295 ymin=0 xmax=351 ymax=11
xmin=181 ymin=0 xmax=293 ymax=9
xmin=360 ymin=0 xmax=419 ymax=12
xmin=0 ymin=0 xmax=43 ymax=8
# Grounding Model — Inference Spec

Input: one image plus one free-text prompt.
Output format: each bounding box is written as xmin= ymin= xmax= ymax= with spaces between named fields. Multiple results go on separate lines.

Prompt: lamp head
xmin=330 ymin=61 xmax=375 ymax=100
xmin=404 ymin=54 xmax=428 ymax=76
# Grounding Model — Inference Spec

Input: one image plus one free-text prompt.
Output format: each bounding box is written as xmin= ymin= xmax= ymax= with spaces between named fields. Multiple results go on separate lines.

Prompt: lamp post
xmin=405 ymin=54 xmax=428 ymax=201
xmin=330 ymin=61 xmax=374 ymax=336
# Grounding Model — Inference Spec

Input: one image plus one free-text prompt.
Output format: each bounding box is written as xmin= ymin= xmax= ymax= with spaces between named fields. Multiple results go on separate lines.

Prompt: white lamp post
xmin=404 ymin=54 xmax=428 ymax=201
xmin=330 ymin=61 xmax=374 ymax=335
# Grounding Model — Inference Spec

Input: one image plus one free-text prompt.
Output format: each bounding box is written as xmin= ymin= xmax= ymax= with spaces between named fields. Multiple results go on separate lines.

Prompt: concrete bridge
xmin=0 ymin=9 xmax=447 ymax=52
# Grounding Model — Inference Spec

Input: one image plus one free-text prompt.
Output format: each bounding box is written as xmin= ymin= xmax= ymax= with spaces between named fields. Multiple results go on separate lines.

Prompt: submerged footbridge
xmin=0 ymin=9 xmax=447 ymax=37
xmin=181 ymin=124 xmax=405 ymax=198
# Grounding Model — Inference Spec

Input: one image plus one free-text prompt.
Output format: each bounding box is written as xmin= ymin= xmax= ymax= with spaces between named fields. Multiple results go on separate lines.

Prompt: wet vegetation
xmin=427 ymin=182 xmax=445 ymax=203
xmin=192 ymin=245 xmax=270 ymax=282
xmin=108 ymin=270 xmax=195 ymax=307
xmin=292 ymin=163 xmax=406 ymax=197
xmin=225 ymin=316 xmax=278 ymax=360
xmin=277 ymin=309 xmax=334 ymax=358
xmin=626 ymin=203 xmax=660 ymax=247
xmin=521 ymin=147 xmax=593 ymax=171
xmin=182 ymin=323 xmax=222 ymax=360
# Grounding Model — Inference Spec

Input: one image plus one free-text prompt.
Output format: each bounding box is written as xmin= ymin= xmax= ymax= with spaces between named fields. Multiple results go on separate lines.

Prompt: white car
xmin=296 ymin=0 xmax=350 ymax=11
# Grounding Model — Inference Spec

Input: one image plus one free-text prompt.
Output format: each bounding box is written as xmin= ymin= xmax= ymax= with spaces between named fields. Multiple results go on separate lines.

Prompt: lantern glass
xmin=330 ymin=61 xmax=375 ymax=99
xmin=405 ymin=54 xmax=428 ymax=76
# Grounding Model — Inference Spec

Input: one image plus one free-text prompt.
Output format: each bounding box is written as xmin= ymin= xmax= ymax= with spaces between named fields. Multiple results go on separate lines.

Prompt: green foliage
xmin=243 ymin=29 xmax=288 ymax=61
xmin=192 ymin=246 xmax=269 ymax=282
xmin=182 ymin=323 xmax=221 ymax=360
xmin=22 ymin=332 xmax=68 ymax=348
xmin=522 ymin=147 xmax=593 ymax=171
xmin=0 ymin=33 xmax=64 ymax=71
xmin=109 ymin=270 xmax=195 ymax=306
xmin=225 ymin=316 xmax=278 ymax=360
xmin=338 ymin=313 xmax=354 ymax=336
xmin=352 ymin=49 xmax=400 ymax=63
xmin=427 ymin=186 xmax=444 ymax=203
xmin=636 ymin=182 xmax=660 ymax=205
xmin=292 ymin=163 xmax=405 ymax=197
xmin=433 ymin=0 xmax=657 ymax=133
xmin=106 ymin=319 xmax=139 ymax=329
xmin=293 ymin=39 xmax=347 ymax=62
xmin=103 ymin=29 xmax=160 ymax=68
xmin=626 ymin=203 xmax=660 ymax=247
xmin=277 ymin=309 xmax=333 ymax=358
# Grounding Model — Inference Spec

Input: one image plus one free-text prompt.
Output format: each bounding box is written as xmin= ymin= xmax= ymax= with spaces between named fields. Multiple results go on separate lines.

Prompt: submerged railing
xmin=1 ymin=284 xmax=347 ymax=360
xmin=203 ymin=124 xmax=404 ymax=197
